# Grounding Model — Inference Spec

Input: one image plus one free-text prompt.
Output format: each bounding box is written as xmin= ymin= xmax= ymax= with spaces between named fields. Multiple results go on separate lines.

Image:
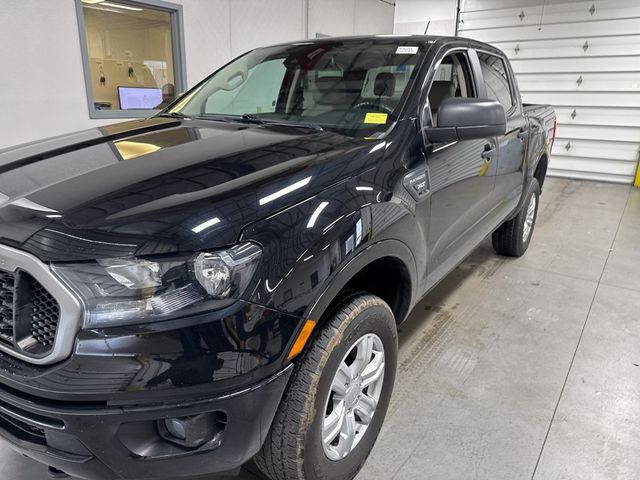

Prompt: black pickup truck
xmin=0 ymin=36 xmax=555 ymax=480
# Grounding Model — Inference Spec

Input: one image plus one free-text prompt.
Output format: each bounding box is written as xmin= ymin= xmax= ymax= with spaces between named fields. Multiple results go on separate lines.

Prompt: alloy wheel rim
xmin=322 ymin=333 xmax=386 ymax=461
xmin=523 ymin=194 xmax=537 ymax=242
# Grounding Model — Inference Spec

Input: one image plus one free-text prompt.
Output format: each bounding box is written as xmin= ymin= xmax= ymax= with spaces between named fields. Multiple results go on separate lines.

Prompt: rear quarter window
xmin=478 ymin=52 xmax=515 ymax=113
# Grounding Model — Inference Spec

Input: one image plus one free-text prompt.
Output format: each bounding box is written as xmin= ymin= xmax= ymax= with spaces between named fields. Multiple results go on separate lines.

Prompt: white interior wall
xmin=0 ymin=0 xmax=394 ymax=150
xmin=355 ymin=0 xmax=396 ymax=35
xmin=308 ymin=0 xmax=394 ymax=38
xmin=229 ymin=0 xmax=305 ymax=57
xmin=0 ymin=0 xmax=97 ymax=150
xmin=309 ymin=0 xmax=357 ymax=37
xmin=179 ymin=0 xmax=231 ymax=89
xmin=394 ymin=0 xmax=457 ymax=35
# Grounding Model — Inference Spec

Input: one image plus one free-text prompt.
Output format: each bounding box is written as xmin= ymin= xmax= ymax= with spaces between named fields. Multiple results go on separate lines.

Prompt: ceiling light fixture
xmin=100 ymin=2 xmax=143 ymax=11
xmin=84 ymin=6 xmax=124 ymax=14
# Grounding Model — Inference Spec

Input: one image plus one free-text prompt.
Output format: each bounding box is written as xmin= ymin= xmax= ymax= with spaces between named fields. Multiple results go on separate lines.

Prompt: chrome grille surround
xmin=0 ymin=244 xmax=82 ymax=365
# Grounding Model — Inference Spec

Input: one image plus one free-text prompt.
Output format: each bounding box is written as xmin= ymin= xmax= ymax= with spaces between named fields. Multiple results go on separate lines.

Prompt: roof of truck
xmin=262 ymin=34 xmax=502 ymax=56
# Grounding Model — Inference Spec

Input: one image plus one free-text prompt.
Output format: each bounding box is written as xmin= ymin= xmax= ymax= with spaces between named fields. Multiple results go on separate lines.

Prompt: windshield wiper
xmin=238 ymin=114 xmax=323 ymax=131
xmin=241 ymin=113 xmax=264 ymax=123
xmin=190 ymin=113 xmax=235 ymax=123
xmin=157 ymin=111 xmax=189 ymax=119
xmin=164 ymin=112 xmax=322 ymax=131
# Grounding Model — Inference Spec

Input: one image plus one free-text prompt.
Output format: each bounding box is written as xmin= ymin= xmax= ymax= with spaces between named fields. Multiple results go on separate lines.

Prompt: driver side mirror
xmin=424 ymin=98 xmax=506 ymax=144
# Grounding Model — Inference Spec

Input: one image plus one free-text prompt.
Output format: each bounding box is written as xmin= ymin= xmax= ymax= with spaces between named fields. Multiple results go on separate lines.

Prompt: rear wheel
xmin=492 ymin=178 xmax=540 ymax=257
xmin=254 ymin=292 xmax=397 ymax=480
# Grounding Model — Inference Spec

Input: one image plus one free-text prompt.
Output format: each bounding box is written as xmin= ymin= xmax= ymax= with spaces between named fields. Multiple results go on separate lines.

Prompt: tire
xmin=254 ymin=292 xmax=398 ymax=480
xmin=492 ymin=178 xmax=540 ymax=257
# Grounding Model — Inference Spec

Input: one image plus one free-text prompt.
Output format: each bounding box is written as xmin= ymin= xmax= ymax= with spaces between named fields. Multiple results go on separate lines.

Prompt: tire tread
xmin=254 ymin=292 xmax=392 ymax=480
xmin=492 ymin=179 xmax=540 ymax=257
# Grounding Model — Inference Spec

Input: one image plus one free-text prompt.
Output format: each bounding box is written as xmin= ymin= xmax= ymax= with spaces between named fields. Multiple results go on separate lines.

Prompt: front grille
xmin=28 ymin=276 xmax=61 ymax=349
xmin=0 ymin=269 xmax=61 ymax=357
xmin=0 ymin=271 xmax=15 ymax=345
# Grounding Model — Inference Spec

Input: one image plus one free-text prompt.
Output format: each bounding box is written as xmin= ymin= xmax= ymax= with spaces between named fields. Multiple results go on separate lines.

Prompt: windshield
xmin=168 ymin=40 xmax=425 ymax=136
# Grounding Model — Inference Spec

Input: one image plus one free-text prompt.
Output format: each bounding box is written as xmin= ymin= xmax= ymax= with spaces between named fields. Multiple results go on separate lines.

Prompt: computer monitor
xmin=118 ymin=86 xmax=163 ymax=110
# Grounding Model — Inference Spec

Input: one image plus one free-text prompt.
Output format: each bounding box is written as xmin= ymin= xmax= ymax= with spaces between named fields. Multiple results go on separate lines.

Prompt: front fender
xmin=240 ymin=176 xmax=419 ymax=320
xmin=304 ymin=238 xmax=418 ymax=324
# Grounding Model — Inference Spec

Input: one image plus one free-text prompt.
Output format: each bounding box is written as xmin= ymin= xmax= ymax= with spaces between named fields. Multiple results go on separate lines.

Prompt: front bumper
xmin=0 ymin=365 xmax=292 ymax=479
xmin=0 ymin=298 xmax=303 ymax=479
xmin=0 ymin=299 xmax=301 ymax=403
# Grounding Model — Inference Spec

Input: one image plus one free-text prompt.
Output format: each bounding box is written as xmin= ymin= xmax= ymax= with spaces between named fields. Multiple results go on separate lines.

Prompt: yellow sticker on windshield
xmin=364 ymin=112 xmax=388 ymax=124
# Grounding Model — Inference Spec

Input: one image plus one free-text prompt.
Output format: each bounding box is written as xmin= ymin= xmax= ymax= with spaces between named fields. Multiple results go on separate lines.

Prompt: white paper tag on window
xmin=396 ymin=46 xmax=419 ymax=54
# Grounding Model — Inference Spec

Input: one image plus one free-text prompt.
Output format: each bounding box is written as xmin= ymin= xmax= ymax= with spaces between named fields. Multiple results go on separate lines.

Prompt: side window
xmin=427 ymin=52 xmax=476 ymax=126
xmin=478 ymin=53 xmax=514 ymax=112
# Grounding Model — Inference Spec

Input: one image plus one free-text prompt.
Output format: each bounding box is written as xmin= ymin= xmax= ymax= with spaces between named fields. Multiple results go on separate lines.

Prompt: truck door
xmin=423 ymin=49 xmax=499 ymax=276
xmin=477 ymin=51 xmax=527 ymax=216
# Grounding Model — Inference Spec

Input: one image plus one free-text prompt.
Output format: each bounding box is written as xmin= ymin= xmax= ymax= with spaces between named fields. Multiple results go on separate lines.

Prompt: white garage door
xmin=458 ymin=0 xmax=640 ymax=184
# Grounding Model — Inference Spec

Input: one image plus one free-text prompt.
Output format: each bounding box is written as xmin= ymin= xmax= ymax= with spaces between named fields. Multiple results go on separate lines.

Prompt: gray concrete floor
xmin=2 ymin=178 xmax=639 ymax=480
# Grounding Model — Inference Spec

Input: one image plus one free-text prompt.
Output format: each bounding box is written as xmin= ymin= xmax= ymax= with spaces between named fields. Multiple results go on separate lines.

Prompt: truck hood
xmin=0 ymin=117 xmax=381 ymax=261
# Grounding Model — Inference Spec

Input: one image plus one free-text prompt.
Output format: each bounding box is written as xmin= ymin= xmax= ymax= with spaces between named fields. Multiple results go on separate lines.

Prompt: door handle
xmin=481 ymin=147 xmax=496 ymax=160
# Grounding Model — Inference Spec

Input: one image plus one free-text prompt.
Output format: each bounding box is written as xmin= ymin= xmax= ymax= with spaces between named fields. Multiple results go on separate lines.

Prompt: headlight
xmin=52 ymin=243 xmax=262 ymax=328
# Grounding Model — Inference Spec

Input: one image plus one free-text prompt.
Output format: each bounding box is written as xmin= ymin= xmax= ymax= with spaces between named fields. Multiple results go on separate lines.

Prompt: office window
xmin=76 ymin=0 xmax=186 ymax=118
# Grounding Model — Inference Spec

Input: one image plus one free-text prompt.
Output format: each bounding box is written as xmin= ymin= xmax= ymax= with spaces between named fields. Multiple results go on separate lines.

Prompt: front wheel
xmin=492 ymin=178 xmax=540 ymax=257
xmin=254 ymin=292 xmax=398 ymax=480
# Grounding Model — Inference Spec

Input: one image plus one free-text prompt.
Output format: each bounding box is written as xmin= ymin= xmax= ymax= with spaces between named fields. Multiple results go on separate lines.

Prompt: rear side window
xmin=478 ymin=52 xmax=514 ymax=112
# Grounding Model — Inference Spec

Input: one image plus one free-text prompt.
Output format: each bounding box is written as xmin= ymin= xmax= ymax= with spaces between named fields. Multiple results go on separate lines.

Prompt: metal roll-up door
xmin=458 ymin=0 xmax=640 ymax=184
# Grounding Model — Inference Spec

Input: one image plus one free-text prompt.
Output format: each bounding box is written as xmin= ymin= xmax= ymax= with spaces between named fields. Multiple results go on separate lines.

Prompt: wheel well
xmin=534 ymin=154 xmax=548 ymax=189
xmin=340 ymin=256 xmax=412 ymax=324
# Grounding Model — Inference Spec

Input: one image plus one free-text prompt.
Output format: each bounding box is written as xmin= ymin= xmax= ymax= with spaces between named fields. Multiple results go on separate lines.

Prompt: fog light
xmin=164 ymin=418 xmax=187 ymax=440
xmin=159 ymin=412 xmax=226 ymax=449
